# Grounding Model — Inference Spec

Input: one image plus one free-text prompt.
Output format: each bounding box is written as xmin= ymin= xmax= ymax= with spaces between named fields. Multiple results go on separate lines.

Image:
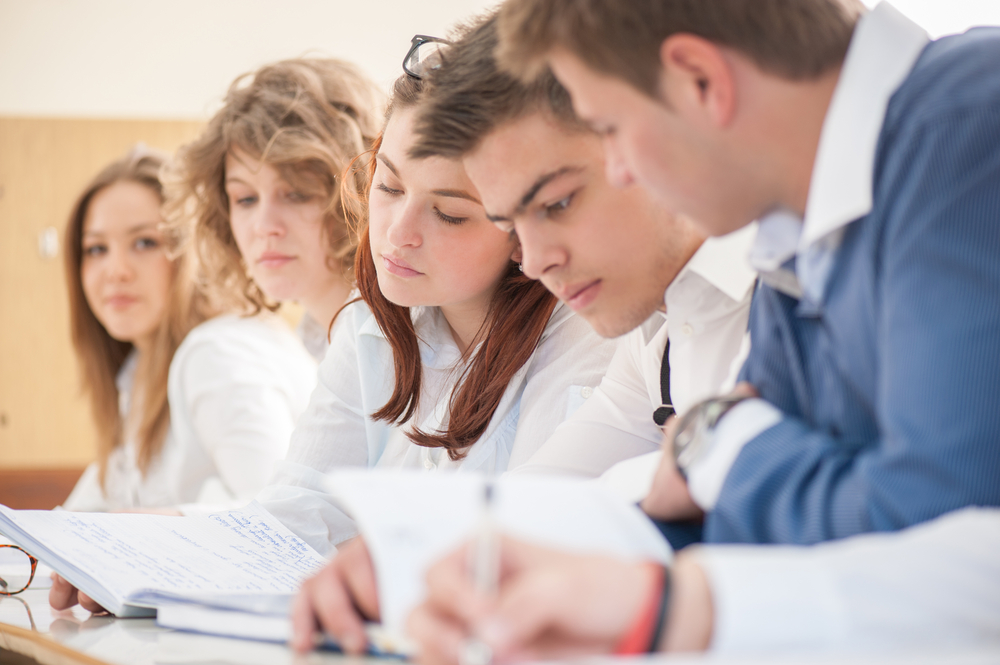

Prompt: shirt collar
xmin=645 ymin=222 xmax=759 ymax=345
xmin=800 ymin=1 xmax=929 ymax=248
xmin=749 ymin=3 xmax=929 ymax=302
xmin=681 ymin=222 xmax=758 ymax=302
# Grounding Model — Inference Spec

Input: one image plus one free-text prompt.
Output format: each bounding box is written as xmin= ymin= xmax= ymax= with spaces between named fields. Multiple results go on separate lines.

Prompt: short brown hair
xmin=163 ymin=58 xmax=383 ymax=312
xmin=409 ymin=11 xmax=585 ymax=160
xmin=497 ymin=0 xmax=864 ymax=97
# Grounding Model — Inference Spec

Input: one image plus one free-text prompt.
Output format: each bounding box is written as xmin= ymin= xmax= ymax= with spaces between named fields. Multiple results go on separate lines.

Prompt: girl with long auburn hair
xmin=257 ymin=71 xmax=616 ymax=555
xmin=161 ymin=57 xmax=384 ymax=360
xmin=60 ymin=146 xmax=316 ymax=516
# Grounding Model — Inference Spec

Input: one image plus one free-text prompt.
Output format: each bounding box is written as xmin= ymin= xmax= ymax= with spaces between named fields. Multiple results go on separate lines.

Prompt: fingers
xmin=407 ymin=601 xmax=468 ymax=665
xmin=290 ymin=576 xmax=322 ymax=653
xmin=641 ymin=451 xmax=701 ymax=521
xmin=290 ymin=545 xmax=370 ymax=655
xmin=338 ymin=537 xmax=380 ymax=621
xmin=77 ymin=591 xmax=109 ymax=615
xmin=48 ymin=573 xmax=79 ymax=610
xmin=475 ymin=568 xmax=567 ymax=661
xmin=423 ymin=545 xmax=488 ymax=627
xmin=731 ymin=381 xmax=759 ymax=399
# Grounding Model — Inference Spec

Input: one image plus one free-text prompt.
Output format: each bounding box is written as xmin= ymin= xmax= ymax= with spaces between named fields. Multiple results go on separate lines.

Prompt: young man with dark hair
xmin=496 ymin=0 xmax=1000 ymax=545
xmin=412 ymin=15 xmax=757 ymax=497
xmin=407 ymin=0 xmax=1000 ymax=659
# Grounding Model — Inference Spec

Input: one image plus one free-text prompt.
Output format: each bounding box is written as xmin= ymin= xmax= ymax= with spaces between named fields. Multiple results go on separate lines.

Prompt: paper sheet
xmin=325 ymin=470 xmax=672 ymax=635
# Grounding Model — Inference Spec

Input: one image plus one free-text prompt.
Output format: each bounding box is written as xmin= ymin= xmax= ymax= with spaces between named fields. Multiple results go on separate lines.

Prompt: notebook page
xmin=0 ymin=502 xmax=325 ymax=616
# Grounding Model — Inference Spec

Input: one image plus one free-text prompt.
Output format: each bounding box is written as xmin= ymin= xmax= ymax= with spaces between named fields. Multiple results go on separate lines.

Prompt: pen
xmin=461 ymin=481 xmax=500 ymax=665
xmin=471 ymin=481 xmax=500 ymax=597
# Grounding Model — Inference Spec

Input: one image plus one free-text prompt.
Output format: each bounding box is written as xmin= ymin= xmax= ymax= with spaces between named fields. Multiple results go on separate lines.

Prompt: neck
xmin=761 ymin=67 xmax=843 ymax=217
xmin=656 ymin=216 xmax=708 ymax=314
xmin=300 ymin=277 xmax=353 ymax=331
xmin=728 ymin=55 xmax=843 ymax=221
xmin=440 ymin=298 xmax=492 ymax=358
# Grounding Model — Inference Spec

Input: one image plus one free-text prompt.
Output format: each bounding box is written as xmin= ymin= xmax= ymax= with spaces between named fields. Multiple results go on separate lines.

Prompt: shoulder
xmin=172 ymin=313 xmax=315 ymax=382
xmin=532 ymin=301 xmax=618 ymax=364
xmin=329 ymin=297 xmax=382 ymax=342
xmin=885 ymin=28 xmax=1000 ymax=133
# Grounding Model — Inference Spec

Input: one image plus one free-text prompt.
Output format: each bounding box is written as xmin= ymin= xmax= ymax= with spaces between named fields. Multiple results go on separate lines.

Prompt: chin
xmin=585 ymin=304 xmax=656 ymax=339
xmin=252 ymin=279 xmax=299 ymax=304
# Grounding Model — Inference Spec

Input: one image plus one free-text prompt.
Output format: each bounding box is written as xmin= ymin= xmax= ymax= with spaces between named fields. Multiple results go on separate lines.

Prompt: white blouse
xmin=63 ymin=314 xmax=317 ymax=515
xmin=257 ymin=300 xmax=617 ymax=554
xmin=296 ymin=312 xmax=329 ymax=362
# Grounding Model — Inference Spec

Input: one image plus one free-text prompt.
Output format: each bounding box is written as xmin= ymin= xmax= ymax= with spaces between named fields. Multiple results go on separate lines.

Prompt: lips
xmin=559 ymin=279 xmax=602 ymax=311
xmin=104 ymin=294 xmax=139 ymax=310
xmin=257 ymin=251 xmax=295 ymax=269
xmin=382 ymin=254 xmax=424 ymax=278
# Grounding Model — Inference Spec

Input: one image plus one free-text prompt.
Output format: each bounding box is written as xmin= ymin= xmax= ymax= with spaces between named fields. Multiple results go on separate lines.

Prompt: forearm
xmin=691 ymin=508 xmax=1000 ymax=653
xmin=659 ymin=552 xmax=713 ymax=652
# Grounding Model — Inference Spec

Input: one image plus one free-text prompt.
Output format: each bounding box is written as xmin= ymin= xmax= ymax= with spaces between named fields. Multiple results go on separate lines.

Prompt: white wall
xmin=0 ymin=0 xmax=499 ymax=120
xmin=1 ymin=0 xmax=999 ymax=120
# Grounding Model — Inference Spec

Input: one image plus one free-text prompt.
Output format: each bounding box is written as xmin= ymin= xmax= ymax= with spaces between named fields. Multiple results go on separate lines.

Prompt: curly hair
xmin=162 ymin=58 xmax=384 ymax=312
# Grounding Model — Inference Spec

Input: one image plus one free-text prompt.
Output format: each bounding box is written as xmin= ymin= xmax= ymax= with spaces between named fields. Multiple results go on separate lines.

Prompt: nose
xmin=603 ymin=137 xmax=636 ymax=189
xmin=384 ymin=200 xmax=423 ymax=249
xmin=252 ymin=196 xmax=287 ymax=238
xmin=516 ymin=222 xmax=567 ymax=280
xmin=106 ymin=244 xmax=135 ymax=282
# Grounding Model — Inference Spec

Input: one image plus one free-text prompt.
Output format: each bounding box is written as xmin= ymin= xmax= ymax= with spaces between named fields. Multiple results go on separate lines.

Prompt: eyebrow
xmin=377 ymin=154 xmax=399 ymax=177
xmin=83 ymin=222 xmax=160 ymax=237
xmin=432 ymin=189 xmax=481 ymax=204
xmin=378 ymin=154 xmax=481 ymax=204
xmin=487 ymin=166 xmax=585 ymax=222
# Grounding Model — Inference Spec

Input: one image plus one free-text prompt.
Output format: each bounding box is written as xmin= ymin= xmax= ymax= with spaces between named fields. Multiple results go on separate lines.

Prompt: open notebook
xmin=155 ymin=471 xmax=669 ymax=648
xmin=0 ymin=501 xmax=325 ymax=617
xmin=0 ymin=471 xmax=670 ymax=652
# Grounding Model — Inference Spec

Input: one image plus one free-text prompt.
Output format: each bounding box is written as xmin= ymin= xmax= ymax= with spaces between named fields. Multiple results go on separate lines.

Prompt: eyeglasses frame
xmin=403 ymin=34 xmax=452 ymax=80
xmin=0 ymin=544 xmax=38 ymax=596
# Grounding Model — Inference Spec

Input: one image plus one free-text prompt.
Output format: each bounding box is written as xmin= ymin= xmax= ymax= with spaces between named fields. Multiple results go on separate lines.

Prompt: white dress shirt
xmin=63 ymin=314 xmax=317 ymax=515
xmin=296 ymin=312 xmax=329 ymax=362
xmin=685 ymin=2 xmax=931 ymax=511
xmin=696 ymin=507 xmax=1000 ymax=653
xmin=513 ymin=225 xmax=758 ymax=503
xmin=258 ymin=299 xmax=617 ymax=554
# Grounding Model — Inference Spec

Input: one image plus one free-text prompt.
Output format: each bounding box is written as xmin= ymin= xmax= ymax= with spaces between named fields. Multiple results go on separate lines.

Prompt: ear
xmin=657 ymin=34 xmax=737 ymax=128
xmin=510 ymin=243 xmax=523 ymax=264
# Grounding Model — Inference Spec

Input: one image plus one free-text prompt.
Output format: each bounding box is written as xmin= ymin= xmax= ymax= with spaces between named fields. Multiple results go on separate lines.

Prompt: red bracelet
xmin=615 ymin=563 xmax=667 ymax=655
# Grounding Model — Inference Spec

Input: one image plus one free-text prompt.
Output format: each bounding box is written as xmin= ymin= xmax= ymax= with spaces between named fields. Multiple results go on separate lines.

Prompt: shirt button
xmin=681 ymin=323 xmax=694 ymax=336
xmin=581 ymin=386 xmax=594 ymax=399
xmin=424 ymin=458 xmax=436 ymax=471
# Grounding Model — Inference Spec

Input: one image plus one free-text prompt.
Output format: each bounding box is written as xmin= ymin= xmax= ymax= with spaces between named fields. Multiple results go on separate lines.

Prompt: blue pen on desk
xmin=461 ymin=481 xmax=500 ymax=665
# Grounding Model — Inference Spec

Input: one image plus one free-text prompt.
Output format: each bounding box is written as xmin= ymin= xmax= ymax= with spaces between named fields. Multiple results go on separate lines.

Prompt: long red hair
xmin=343 ymin=74 xmax=557 ymax=461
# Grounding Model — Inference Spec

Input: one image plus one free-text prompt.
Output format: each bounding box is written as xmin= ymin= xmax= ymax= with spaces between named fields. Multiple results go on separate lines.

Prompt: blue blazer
xmin=705 ymin=28 xmax=1000 ymax=544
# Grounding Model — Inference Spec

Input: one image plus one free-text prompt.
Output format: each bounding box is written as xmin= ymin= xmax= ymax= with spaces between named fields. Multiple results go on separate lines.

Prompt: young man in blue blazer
xmin=497 ymin=0 xmax=1000 ymax=546
xmin=405 ymin=0 xmax=1000 ymax=659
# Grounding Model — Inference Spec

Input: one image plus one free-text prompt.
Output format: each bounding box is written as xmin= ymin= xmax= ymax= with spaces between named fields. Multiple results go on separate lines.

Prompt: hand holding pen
xmin=410 ymin=535 xmax=666 ymax=665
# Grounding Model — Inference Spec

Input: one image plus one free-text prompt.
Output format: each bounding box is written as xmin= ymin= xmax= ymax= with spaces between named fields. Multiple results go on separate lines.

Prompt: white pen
xmin=471 ymin=481 xmax=500 ymax=597
xmin=460 ymin=481 xmax=500 ymax=665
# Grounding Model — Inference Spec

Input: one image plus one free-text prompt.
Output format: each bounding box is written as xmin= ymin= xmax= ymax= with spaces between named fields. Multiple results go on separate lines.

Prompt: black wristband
xmin=647 ymin=564 xmax=672 ymax=652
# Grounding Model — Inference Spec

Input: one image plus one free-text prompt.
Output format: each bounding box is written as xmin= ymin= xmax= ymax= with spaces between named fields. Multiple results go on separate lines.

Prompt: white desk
xmin=3 ymin=590 xmax=999 ymax=665
xmin=0 ymin=590 xmax=378 ymax=665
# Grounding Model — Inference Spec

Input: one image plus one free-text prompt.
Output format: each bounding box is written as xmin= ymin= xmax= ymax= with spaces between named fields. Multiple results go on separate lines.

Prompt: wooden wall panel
xmin=0 ymin=117 xmax=204 ymax=469
xmin=0 ymin=468 xmax=86 ymax=509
